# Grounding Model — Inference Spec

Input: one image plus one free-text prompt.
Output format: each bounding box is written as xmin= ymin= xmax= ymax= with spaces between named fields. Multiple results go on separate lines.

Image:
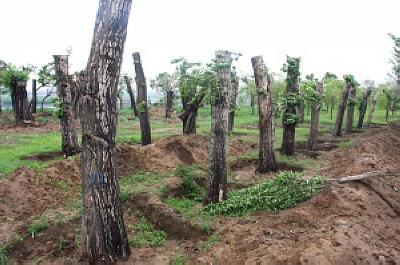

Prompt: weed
xmin=57 ymin=180 xmax=70 ymax=190
xmin=57 ymin=236 xmax=65 ymax=252
xmin=27 ymin=213 xmax=50 ymax=237
xmin=128 ymin=217 xmax=167 ymax=247
xmin=170 ymin=254 xmax=189 ymax=265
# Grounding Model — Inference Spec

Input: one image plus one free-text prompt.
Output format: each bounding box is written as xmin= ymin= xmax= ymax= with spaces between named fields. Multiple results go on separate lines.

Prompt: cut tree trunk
xmin=31 ymin=79 xmax=37 ymax=114
xmin=133 ymin=52 xmax=151 ymax=145
xmin=123 ymin=75 xmax=139 ymax=117
xmin=307 ymin=81 xmax=324 ymax=150
xmin=54 ymin=55 xmax=79 ymax=157
xmin=367 ymin=91 xmax=380 ymax=127
xmin=330 ymin=96 xmax=335 ymax=120
xmin=204 ymin=51 xmax=231 ymax=204
xmin=332 ymin=81 xmax=351 ymax=136
xmin=79 ymin=0 xmax=132 ymax=262
xmin=345 ymin=85 xmax=357 ymax=133
xmin=0 ymin=93 xmax=2 ymax=114
xmin=386 ymin=96 xmax=391 ymax=121
xmin=298 ymin=89 xmax=305 ymax=123
xmin=357 ymin=88 xmax=372 ymax=128
xmin=166 ymin=90 xmax=173 ymax=118
xmin=228 ymin=75 xmax=239 ymax=132
xmin=251 ymin=56 xmax=277 ymax=173
xmin=250 ymin=91 xmax=256 ymax=115
xmin=11 ymin=79 xmax=29 ymax=122
xmin=281 ymin=59 xmax=300 ymax=156
xmin=179 ymin=85 xmax=206 ymax=134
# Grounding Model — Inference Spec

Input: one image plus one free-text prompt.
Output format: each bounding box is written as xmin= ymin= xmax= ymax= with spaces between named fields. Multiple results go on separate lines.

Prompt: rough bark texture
xmin=31 ymin=79 xmax=37 ymax=114
xmin=204 ymin=51 xmax=231 ymax=204
xmin=332 ymin=81 xmax=351 ymax=136
xmin=133 ymin=52 xmax=152 ymax=145
xmin=228 ymin=76 xmax=239 ymax=132
xmin=298 ymin=90 xmax=305 ymax=123
xmin=11 ymin=79 xmax=28 ymax=122
xmin=307 ymin=82 xmax=324 ymax=151
xmin=179 ymin=85 xmax=206 ymax=134
xmin=330 ymin=96 xmax=335 ymax=120
xmin=281 ymin=60 xmax=300 ymax=156
xmin=367 ymin=91 xmax=381 ymax=127
xmin=345 ymin=85 xmax=357 ymax=133
xmin=251 ymin=56 xmax=277 ymax=173
xmin=54 ymin=55 xmax=79 ymax=157
xmin=79 ymin=0 xmax=132 ymax=263
xmin=118 ymin=95 xmax=123 ymax=110
xmin=166 ymin=90 xmax=173 ymax=118
xmin=357 ymin=88 xmax=372 ymax=128
xmin=0 ymin=93 xmax=2 ymax=114
xmin=123 ymin=75 xmax=139 ymax=117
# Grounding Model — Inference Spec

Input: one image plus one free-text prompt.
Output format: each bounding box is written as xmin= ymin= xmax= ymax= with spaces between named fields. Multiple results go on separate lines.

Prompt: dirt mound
xmin=117 ymin=134 xmax=251 ymax=176
xmin=0 ymin=120 xmax=60 ymax=134
xmin=0 ymin=159 xmax=81 ymax=243
xmin=193 ymin=122 xmax=400 ymax=264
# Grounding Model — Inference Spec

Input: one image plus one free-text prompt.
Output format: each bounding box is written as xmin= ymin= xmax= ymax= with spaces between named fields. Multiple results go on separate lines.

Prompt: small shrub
xmin=27 ymin=213 xmax=50 ymax=237
xmin=170 ymin=254 xmax=189 ymax=265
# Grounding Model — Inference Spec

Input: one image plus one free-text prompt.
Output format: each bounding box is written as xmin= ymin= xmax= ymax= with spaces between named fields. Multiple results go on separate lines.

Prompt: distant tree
xmin=307 ymin=81 xmax=324 ymax=150
xmin=357 ymin=80 xmax=374 ymax=128
xmin=239 ymin=75 xmax=257 ymax=115
xmin=150 ymin=72 xmax=175 ymax=118
xmin=323 ymin=72 xmax=338 ymax=80
xmin=333 ymin=75 xmax=356 ymax=136
xmin=0 ymin=60 xmax=7 ymax=113
xmin=79 ymin=0 xmax=132 ymax=262
xmin=37 ymin=62 xmax=57 ymax=111
xmin=251 ymin=55 xmax=277 ymax=172
xmin=133 ymin=52 xmax=152 ymax=145
xmin=387 ymin=33 xmax=400 ymax=116
xmin=0 ymin=63 xmax=29 ymax=121
xmin=345 ymin=78 xmax=358 ymax=133
xmin=228 ymin=70 xmax=239 ymax=131
xmin=323 ymin=78 xmax=343 ymax=120
xmin=281 ymin=56 xmax=301 ymax=156
xmin=122 ymin=74 xmax=139 ymax=117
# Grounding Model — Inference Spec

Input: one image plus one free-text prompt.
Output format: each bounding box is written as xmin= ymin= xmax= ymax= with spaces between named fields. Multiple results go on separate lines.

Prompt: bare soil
xmin=1 ymin=120 xmax=399 ymax=265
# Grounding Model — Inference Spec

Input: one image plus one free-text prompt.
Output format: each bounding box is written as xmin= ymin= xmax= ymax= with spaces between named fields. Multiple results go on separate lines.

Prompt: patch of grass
xmin=199 ymin=233 xmax=220 ymax=251
xmin=120 ymin=169 xmax=166 ymax=200
xmin=336 ymin=138 xmax=355 ymax=148
xmin=128 ymin=216 xmax=167 ymax=247
xmin=170 ymin=254 xmax=190 ymax=265
xmin=0 ymin=234 xmax=23 ymax=264
xmin=174 ymin=164 xmax=205 ymax=201
xmin=27 ymin=213 xmax=50 ymax=237
xmin=203 ymin=171 xmax=325 ymax=216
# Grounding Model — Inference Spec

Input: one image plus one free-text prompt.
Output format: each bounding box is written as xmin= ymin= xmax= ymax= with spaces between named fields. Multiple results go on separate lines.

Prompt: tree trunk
xmin=250 ymin=91 xmax=256 ymax=115
xmin=386 ymin=96 xmax=391 ymax=122
xmin=367 ymin=91 xmax=380 ymax=127
xmin=0 ymin=93 xmax=2 ymax=114
xmin=12 ymin=79 xmax=28 ymax=122
xmin=332 ymin=81 xmax=351 ymax=136
xmin=330 ymin=96 xmax=335 ymax=120
xmin=123 ymin=75 xmax=139 ymax=117
xmin=281 ymin=58 xmax=300 ymax=156
xmin=204 ymin=51 xmax=231 ymax=205
xmin=345 ymin=85 xmax=357 ymax=133
xmin=119 ymin=95 xmax=123 ymax=110
xmin=165 ymin=90 xmax=173 ymax=118
xmin=357 ymin=88 xmax=372 ymax=128
xmin=31 ymin=79 xmax=37 ymax=114
xmin=79 ymin=0 xmax=132 ymax=262
xmin=133 ymin=52 xmax=151 ymax=145
xmin=228 ymin=76 xmax=239 ymax=132
xmin=54 ymin=55 xmax=79 ymax=157
xmin=179 ymin=86 xmax=206 ymax=134
xmin=251 ymin=56 xmax=277 ymax=173
xmin=307 ymin=82 xmax=324 ymax=150
xmin=298 ymin=89 xmax=305 ymax=123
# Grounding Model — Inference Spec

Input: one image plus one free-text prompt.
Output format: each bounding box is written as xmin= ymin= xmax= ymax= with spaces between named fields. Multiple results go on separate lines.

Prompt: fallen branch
xmin=326 ymin=169 xmax=400 ymax=184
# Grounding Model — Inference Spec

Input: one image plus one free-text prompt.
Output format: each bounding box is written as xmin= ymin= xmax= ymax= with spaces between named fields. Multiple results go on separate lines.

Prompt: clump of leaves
xmin=203 ymin=171 xmax=325 ymax=216
xmin=174 ymin=164 xmax=205 ymax=201
xmin=50 ymin=96 xmax=63 ymax=119
xmin=128 ymin=217 xmax=167 ymax=247
xmin=27 ymin=213 xmax=49 ymax=237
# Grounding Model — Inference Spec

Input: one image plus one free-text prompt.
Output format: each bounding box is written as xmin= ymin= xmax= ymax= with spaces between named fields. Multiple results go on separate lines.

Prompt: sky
xmin=0 ymin=0 xmax=399 ymax=85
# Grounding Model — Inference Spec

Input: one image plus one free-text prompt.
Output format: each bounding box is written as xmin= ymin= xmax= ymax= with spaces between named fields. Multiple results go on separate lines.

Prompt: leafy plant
xmin=128 ymin=217 xmax=167 ymax=247
xmin=27 ymin=213 xmax=50 ymax=237
xmin=170 ymin=254 xmax=190 ymax=265
xmin=203 ymin=171 xmax=325 ymax=216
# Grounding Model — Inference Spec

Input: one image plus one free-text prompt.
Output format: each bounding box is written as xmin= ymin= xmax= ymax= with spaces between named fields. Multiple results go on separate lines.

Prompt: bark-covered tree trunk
xmin=11 ymin=79 xmax=28 ymax=122
xmin=251 ymin=56 xmax=277 ymax=173
xmin=179 ymin=86 xmax=206 ymax=134
xmin=228 ymin=75 xmax=239 ymax=132
xmin=281 ymin=57 xmax=300 ymax=156
xmin=307 ymin=81 xmax=324 ymax=150
xmin=367 ymin=91 xmax=380 ymax=127
xmin=345 ymin=85 xmax=357 ymax=133
xmin=123 ymin=75 xmax=139 ymax=117
xmin=0 ymin=93 xmax=2 ymax=114
xmin=119 ymin=95 xmax=123 ymax=110
xmin=250 ymin=91 xmax=256 ymax=115
xmin=357 ymin=88 xmax=372 ymax=128
xmin=54 ymin=55 xmax=79 ymax=157
xmin=332 ymin=81 xmax=351 ymax=136
xmin=166 ymin=89 xmax=173 ymax=118
xmin=31 ymin=79 xmax=37 ymax=114
xmin=133 ymin=52 xmax=151 ymax=145
xmin=298 ymin=89 xmax=305 ymax=123
xmin=330 ymin=96 xmax=335 ymax=120
xmin=79 ymin=0 xmax=132 ymax=262
xmin=386 ymin=94 xmax=391 ymax=121
xmin=204 ymin=51 xmax=231 ymax=204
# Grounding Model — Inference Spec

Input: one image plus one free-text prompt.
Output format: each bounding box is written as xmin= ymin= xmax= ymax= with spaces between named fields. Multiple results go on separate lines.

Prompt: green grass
xmin=0 ymin=131 xmax=62 ymax=178
xmin=27 ymin=213 xmax=50 ymax=237
xmin=128 ymin=216 xmax=167 ymax=247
